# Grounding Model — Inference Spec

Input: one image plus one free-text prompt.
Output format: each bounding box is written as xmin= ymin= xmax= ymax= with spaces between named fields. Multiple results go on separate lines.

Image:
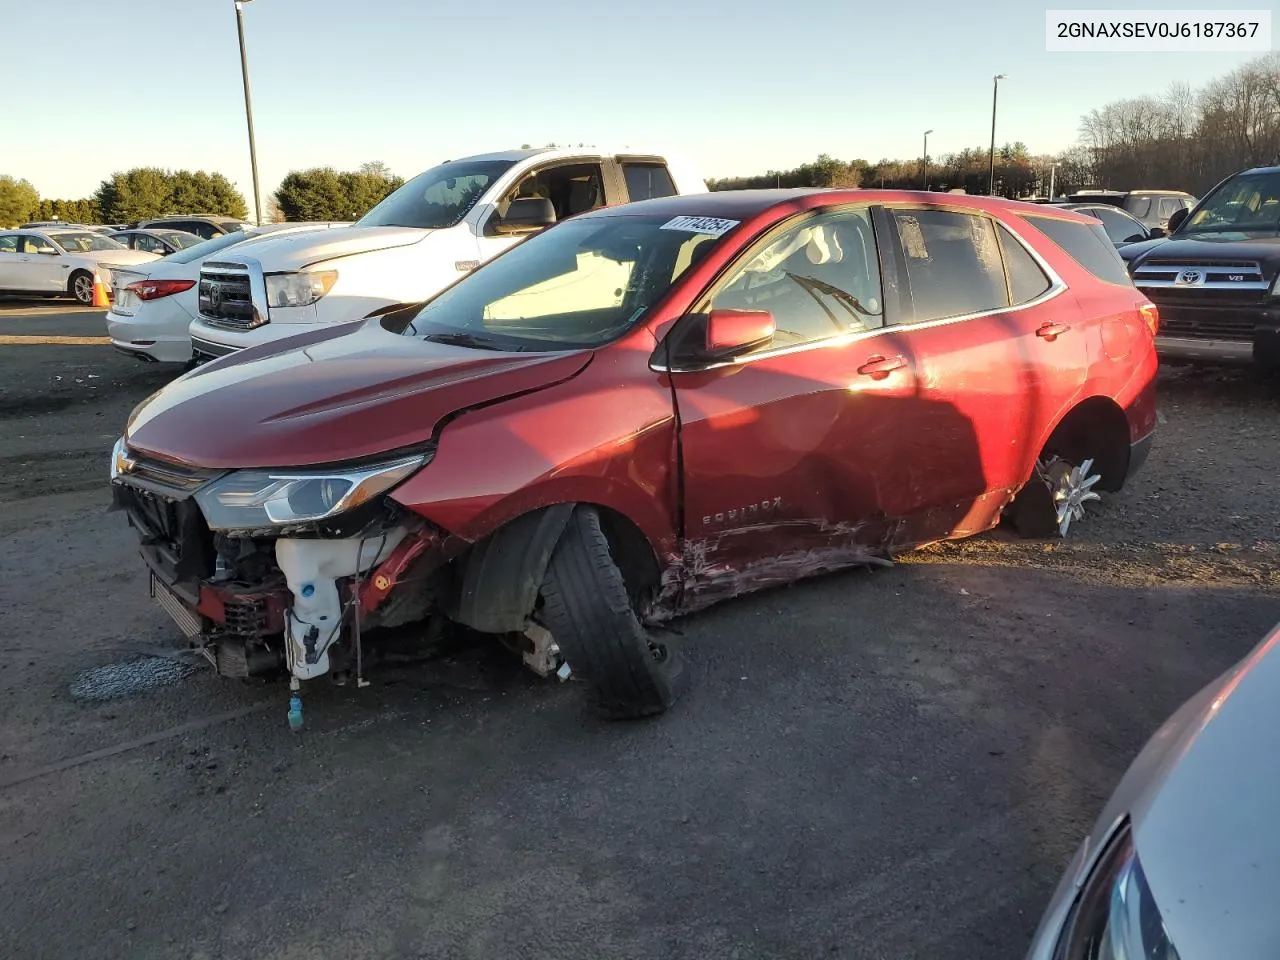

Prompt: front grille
xmin=198 ymin=262 xmax=260 ymax=329
xmin=1133 ymin=258 xmax=1270 ymax=296
xmin=1150 ymin=303 xmax=1258 ymax=341
xmin=115 ymin=483 xmax=216 ymax=584
xmin=119 ymin=452 xmax=221 ymax=498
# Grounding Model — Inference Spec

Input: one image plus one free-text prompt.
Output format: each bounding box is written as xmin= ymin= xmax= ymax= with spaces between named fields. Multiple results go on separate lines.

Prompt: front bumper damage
xmin=112 ymin=468 xmax=448 ymax=686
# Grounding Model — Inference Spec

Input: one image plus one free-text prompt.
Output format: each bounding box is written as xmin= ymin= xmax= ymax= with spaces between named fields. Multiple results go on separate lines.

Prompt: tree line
xmin=0 ymin=163 xmax=403 ymax=228
xmin=709 ymin=52 xmax=1280 ymax=198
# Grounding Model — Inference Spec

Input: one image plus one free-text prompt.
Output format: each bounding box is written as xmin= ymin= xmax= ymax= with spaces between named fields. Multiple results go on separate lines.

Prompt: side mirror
xmin=1147 ymin=226 xmax=1166 ymax=239
xmin=660 ymin=309 xmax=776 ymax=368
xmin=1167 ymin=208 xmax=1188 ymax=233
xmin=37 ymin=246 xmax=59 ymax=255
xmin=495 ymin=197 xmax=557 ymax=235
xmin=706 ymin=309 xmax=776 ymax=359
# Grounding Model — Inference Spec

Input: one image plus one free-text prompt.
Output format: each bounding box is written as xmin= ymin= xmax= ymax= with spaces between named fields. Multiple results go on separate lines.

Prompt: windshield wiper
xmin=788 ymin=273 xmax=880 ymax=318
xmin=421 ymin=330 xmax=512 ymax=351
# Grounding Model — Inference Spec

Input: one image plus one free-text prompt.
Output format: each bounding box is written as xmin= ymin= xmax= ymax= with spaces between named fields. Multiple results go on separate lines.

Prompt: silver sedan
xmin=1026 ymin=622 xmax=1279 ymax=959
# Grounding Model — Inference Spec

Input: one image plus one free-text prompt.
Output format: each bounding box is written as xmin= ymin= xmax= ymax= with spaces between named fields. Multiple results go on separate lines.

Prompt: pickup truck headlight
xmin=1054 ymin=822 xmax=1180 ymax=960
xmin=194 ymin=454 xmax=424 ymax=530
xmin=265 ymin=270 xmax=338 ymax=308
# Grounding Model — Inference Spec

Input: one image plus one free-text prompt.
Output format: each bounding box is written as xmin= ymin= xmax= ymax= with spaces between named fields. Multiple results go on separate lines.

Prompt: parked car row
xmin=0 ymin=227 xmax=163 ymax=303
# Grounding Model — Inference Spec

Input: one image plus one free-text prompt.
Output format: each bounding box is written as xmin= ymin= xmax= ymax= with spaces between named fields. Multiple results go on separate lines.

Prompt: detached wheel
xmin=1009 ymin=455 xmax=1103 ymax=538
xmin=538 ymin=506 xmax=682 ymax=719
xmin=70 ymin=270 xmax=95 ymax=305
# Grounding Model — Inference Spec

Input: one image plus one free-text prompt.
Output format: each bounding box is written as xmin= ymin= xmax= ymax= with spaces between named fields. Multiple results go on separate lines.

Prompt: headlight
xmin=194 ymin=454 xmax=424 ymax=530
xmin=110 ymin=436 xmax=129 ymax=480
xmin=1271 ymin=272 xmax=1280 ymax=296
xmin=265 ymin=270 xmax=338 ymax=308
xmin=1056 ymin=822 xmax=1180 ymax=960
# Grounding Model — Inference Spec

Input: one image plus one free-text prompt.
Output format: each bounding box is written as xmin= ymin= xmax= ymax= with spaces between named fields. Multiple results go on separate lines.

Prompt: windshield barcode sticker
xmin=660 ymin=216 xmax=740 ymax=237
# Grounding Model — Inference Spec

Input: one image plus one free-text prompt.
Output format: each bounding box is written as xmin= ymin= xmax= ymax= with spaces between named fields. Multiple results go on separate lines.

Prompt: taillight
xmin=127 ymin=278 xmax=196 ymax=301
xmin=1139 ymin=302 xmax=1159 ymax=336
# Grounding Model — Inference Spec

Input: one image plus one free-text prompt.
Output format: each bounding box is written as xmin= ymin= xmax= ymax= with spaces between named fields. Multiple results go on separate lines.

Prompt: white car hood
xmin=1129 ymin=625 xmax=1280 ymax=959
xmin=211 ymin=225 xmax=429 ymax=270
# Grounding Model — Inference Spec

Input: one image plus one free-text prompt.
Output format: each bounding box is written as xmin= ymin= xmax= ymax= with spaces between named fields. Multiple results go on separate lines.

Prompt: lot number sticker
xmin=660 ymin=216 xmax=740 ymax=237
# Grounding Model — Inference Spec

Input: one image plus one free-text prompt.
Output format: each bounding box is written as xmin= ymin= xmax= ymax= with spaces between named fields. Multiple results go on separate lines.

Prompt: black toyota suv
xmin=1126 ymin=166 xmax=1280 ymax=371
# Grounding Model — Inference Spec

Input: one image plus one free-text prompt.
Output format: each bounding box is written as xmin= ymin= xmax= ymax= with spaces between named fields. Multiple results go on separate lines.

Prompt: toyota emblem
xmin=1176 ymin=269 xmax=1204 ymax=285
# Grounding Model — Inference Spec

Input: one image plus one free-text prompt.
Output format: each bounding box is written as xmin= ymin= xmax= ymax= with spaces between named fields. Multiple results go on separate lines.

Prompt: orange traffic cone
xmin=91 ymin=272 xmax=111 ymax=308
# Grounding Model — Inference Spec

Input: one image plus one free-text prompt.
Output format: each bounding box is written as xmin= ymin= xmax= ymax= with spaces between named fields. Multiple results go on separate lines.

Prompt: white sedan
xmin=0 ymin=228 xmax=161 ymax=304
xmin=107 ymin=222 xmax=352 ymax=363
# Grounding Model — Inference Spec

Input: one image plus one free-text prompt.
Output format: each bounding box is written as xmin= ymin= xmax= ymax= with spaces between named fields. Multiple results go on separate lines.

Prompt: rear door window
xmin=1157 ymin=197 xmax=1182 ymax=220
xmin=0 ymin=235 xmax=17 ymax=254
xmin=887 ymin=209 xmax=1009 ymax=323
xmin=1020 ymin=214 xmax=1132 ymax=286
xmin=996 ymin=224 xmax=1052 ymax=304
xmin=621 ymin=163 xmax=678 ymax=201
xmin=1126 ymin=196 xmax=1152 ymax=218
xmin=134 ymin=233 xmax=168 ymax=254
xmin=1090 ymin=207 xmax=1149 ymax=244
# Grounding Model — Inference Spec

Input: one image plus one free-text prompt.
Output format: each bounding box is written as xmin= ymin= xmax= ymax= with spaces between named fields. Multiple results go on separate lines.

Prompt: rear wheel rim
xmin=74 ymin=276 xmax=93 ymax=303
xmin=1042 ymin=456 xmax=1103 ymax=536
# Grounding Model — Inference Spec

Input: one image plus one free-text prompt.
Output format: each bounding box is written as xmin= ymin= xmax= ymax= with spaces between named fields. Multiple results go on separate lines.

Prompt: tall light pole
xmin=921 ymin=129 xmax=933 ymax=191
xmin=234 ymin=0 xmax=263 ymax=225
xmin=988 ymin=73 xmax=1007 ymax=197
xmin=1048 ymin=161 xmax=1060 ymax=200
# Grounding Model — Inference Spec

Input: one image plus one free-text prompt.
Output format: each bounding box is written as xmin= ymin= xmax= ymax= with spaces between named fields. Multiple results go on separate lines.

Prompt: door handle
xmin=1037 ymin=322 xmax=1070 ymax=341
xmin=856 ymin=355 xmax=907 ymax=379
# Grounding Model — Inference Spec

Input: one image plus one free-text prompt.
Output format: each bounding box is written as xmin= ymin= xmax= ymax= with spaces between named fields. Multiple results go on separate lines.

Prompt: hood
xmin=1130 ymin=232 xmax=1280 ymax=269
xmin=210 ymin=225 xmax=430 ymax=271
xmin=95 ymin=249 xmax=163 ymax=268
xmin=1118 ymin=236 xmax=1168 ymax=262
xmin=1129 ymin=624 xmax=1280 ymax=959
xmin=124 ymin=319 xmax=591 ymax=469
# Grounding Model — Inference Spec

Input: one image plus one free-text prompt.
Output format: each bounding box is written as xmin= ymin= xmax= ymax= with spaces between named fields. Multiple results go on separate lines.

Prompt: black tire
xmin=1007 ymin=455 xmax=1101 ymax=539
xmin=1006 ymin=466 xmax=1060 ymax=538
xmin=69 ymin=270 xmax=95 ymax=306
xmin=538 ymin=506 xmax=682 ymax=719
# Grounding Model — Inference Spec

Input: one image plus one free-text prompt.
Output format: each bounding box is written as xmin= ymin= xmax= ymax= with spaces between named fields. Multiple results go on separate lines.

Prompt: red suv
xmin=111 ymin=190 xmax=1158 ymax=722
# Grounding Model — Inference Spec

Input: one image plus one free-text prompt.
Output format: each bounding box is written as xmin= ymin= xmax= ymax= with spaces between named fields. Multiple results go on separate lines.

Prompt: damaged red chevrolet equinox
xmin=111 ymin=190 xmax=1158 ymax=722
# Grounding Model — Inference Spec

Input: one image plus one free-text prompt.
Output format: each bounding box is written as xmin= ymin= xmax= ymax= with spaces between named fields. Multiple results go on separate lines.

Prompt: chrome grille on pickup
xmin=198 ymin=262 xmax=261 ymax=329
xmin=1133 ymin=259 xmax=1269 ymax=297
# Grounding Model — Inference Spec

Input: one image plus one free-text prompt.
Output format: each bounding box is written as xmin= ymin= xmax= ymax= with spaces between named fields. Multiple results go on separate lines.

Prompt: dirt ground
xmin=1 ymin=307 xmax=1277 ymax=960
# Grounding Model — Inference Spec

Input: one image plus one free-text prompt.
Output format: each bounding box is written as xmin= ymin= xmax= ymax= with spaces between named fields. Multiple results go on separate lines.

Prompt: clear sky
xmin=3 ymin=0 xmax=1267 ymax=203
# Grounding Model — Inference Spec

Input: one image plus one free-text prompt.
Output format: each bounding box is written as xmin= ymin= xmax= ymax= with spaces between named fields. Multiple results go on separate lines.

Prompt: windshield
xmin=403 ymin=213 xmax=732 ymax=351
xmin=164 ymin=230 xmax=252 ymax=264
xmin=1183 ymin=171 xmax=1280 ymax=235
xmin=158 ymin=231 xmax=201 ymax=249
xmin=50 ymin=232 xmax=125 ymax=252
xmin=356 ymin=159 xmax=516 ymax=230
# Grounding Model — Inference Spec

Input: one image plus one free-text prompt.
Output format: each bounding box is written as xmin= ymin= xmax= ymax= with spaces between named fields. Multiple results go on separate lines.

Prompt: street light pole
xmin=988 ymin=73 xmax=1006 ymax=196
xmin=921 ymin=129 xmax=933 ymax=191
xmin=234 ymin=0 xmax=263 ymax=225
xmin=1048 ymin=162 xmax=1060 ymax=200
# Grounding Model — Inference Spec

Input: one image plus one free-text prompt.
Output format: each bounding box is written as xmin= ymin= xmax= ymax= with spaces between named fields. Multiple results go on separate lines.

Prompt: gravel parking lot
xmin=1 ymin=305 xmax=1277 ymax=960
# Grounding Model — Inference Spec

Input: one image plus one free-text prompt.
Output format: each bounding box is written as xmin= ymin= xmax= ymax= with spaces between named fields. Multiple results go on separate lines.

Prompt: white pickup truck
xmin=189 ymin=147 xmax=707 ymax=360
